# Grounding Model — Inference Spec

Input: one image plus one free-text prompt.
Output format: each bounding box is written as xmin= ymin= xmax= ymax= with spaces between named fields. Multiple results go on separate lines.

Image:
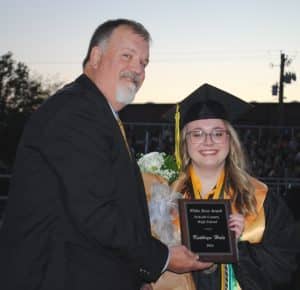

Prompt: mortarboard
xmin=163 ymin=83 xmax=253 ymax=170
xmin=164 ymin=83 xmax=253 ymax=129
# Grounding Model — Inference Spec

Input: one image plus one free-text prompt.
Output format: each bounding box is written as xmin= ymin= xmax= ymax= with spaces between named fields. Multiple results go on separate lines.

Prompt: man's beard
xmin=116 ymin=71 xmax=140 ymax=105
xmin=116 ymin=82 xmax=138 ymax=105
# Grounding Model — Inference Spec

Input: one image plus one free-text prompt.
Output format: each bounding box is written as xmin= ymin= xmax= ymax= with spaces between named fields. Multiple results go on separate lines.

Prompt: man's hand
xmin=167 ymin=245 xmax=213 ymax=273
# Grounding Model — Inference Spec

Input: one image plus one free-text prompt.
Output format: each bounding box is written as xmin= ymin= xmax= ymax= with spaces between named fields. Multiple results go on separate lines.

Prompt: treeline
xmin=0 ymin=52 xmax=61 ymax=168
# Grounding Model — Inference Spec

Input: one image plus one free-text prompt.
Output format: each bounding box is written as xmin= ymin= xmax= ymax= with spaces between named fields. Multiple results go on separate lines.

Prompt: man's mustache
xmin=120 ymin=71 xmax=141 ymax=87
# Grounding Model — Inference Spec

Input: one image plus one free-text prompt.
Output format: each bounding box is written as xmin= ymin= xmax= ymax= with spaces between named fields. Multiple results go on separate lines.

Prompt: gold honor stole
xmin=188 ymin=165 xmax=267 ymax=290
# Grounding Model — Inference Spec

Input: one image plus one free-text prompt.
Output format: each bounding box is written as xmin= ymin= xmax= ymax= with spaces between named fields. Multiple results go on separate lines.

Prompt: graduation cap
xmin=164 ymin=83 xmax=252 ymax=129
xmin=164 ymin=83 xmax=253 ymax=169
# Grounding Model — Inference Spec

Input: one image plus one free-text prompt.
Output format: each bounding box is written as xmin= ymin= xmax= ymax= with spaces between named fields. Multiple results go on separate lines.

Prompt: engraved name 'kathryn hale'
xmin=192 ymin=235 xmax=226 ymax=241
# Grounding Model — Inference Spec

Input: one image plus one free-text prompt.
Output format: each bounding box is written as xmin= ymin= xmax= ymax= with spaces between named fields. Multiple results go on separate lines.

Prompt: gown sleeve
xmin=233 ymin=190 xmax=299 ymax=290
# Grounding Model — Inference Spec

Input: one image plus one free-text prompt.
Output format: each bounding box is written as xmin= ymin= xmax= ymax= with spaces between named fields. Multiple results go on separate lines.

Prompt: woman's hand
xmin=228 ymin=213 xmax=245 ymax=239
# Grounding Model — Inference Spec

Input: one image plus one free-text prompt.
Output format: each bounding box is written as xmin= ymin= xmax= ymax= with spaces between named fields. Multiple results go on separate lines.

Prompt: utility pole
xmin=271 ymin=52 xmax=297 ymax=126
xmin=278 ymin=53 xmax=285 ymax=126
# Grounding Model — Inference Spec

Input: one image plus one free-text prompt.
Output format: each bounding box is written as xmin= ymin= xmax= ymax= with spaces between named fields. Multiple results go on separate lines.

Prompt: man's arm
xmin=38 ymin=96 xmax=170 ymax=278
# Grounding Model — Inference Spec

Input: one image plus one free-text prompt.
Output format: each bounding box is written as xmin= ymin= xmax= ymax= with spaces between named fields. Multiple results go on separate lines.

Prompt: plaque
xmin=178 ymin=199 xmax=238 ymax=263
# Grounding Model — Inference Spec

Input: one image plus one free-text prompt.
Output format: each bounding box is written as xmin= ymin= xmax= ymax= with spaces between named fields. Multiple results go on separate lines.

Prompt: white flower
xmin=137 ymin=152 xmax=164 ymax=173
xmin=137 ymin=152 xmax=178 ymax=183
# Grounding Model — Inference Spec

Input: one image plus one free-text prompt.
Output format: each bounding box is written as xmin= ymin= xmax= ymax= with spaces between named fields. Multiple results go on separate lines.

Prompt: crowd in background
xmin=126 ymin=124 xmax=300 ymax=179
xmin=239 ymin=127 xmax=300 ymax=178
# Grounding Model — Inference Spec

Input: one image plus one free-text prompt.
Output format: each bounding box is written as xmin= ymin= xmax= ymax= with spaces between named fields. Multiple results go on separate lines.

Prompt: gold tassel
xmin=174 ymin=104 xmax=182 ymax=170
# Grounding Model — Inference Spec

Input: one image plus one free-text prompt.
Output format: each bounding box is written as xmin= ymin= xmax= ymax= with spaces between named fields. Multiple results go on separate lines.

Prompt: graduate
xmin=162 ymin=84 xmax=298 ymax=290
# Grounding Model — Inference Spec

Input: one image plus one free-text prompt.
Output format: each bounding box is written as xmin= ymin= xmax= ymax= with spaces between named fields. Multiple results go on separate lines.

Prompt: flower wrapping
xmin=138 ymin=153 xmax=195 ymax=290
xmin=148 ymin=183 xmax=182 ymax=246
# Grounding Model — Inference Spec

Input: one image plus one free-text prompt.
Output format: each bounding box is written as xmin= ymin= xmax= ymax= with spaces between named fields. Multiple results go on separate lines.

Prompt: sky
xmin=1 ymin=0 xmax=300 ymax=104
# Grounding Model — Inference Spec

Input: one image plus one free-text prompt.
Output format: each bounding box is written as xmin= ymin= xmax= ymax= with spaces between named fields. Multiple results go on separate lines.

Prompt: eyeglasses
xmin=186 ymin=129 xmax=229 ymax=144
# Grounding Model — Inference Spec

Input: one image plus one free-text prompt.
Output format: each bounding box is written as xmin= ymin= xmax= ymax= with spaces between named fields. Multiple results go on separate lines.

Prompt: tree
xmin=0 ymin=52 xmax=54 ymax=117
xmin=0 ymin=52 xmax=61 ymax=166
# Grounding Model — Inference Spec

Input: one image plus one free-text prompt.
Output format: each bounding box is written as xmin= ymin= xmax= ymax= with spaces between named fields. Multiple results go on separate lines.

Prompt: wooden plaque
xmin=178 ymin=199 xmax=238 ymax=263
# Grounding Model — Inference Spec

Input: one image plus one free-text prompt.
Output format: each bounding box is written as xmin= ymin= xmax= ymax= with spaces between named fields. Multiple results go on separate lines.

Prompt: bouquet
xmin=137 ymin=152 xmax=179 ymax=184
xmin=137 ymin=152 xmax=181 ymax=246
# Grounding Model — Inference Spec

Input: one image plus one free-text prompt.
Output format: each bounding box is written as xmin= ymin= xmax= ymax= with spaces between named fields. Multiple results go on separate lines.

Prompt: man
xmin=0 ymin=19 xmax=210 ymax=290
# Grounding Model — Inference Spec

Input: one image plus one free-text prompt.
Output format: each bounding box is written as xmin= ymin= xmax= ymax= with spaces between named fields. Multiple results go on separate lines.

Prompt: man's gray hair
xmin=82 ymin=19 xmax=151 ymax=68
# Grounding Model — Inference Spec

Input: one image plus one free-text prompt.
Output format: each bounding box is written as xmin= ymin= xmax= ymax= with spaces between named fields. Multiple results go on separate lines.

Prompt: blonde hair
xmin=179 ymin=120 xmax=257 ymax=216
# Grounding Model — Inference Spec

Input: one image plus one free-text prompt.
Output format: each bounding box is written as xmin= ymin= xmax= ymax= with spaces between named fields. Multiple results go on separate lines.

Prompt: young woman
xmin=169 ymin=84 xmax=298 ymax=290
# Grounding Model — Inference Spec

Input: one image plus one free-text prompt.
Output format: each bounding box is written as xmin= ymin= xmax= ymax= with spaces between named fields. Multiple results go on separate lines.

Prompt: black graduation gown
xmin=193 ymin=190 xmax=298 ymax=290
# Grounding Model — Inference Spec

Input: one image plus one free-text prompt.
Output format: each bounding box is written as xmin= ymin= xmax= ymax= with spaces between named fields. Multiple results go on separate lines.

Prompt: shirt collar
xmin=108 ymin=102 xmax=119 ymax=120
